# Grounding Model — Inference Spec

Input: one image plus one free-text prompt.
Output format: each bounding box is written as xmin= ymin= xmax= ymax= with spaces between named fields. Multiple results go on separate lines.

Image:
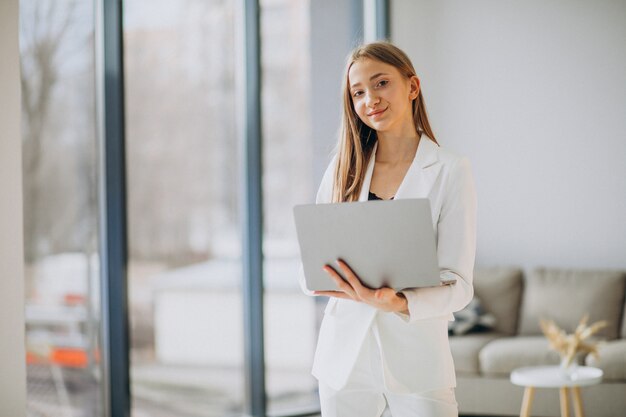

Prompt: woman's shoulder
xmin=424 ymin=137 xmax=469 ymax=173
xmin=434 ymin=142 xmax=467 ymax=164
xmin=431 ymin=141 xmax=474 ymax=184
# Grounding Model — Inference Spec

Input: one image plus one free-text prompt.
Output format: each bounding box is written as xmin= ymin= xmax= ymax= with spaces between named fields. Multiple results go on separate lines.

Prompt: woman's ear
xmin=409 ymin=76 xmax=420 ymax=100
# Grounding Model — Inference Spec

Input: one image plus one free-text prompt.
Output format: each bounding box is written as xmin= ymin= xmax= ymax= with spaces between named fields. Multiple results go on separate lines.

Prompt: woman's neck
xmin=376 ymin=130 xmax=421 ymax=164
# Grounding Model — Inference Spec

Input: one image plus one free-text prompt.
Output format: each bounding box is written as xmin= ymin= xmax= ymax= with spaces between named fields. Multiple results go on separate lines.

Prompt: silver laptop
xmin=294 ymin=199 xmax=451 ymax=292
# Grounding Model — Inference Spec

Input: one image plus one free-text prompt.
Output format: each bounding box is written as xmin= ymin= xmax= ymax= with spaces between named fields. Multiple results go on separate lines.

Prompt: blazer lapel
xmin=394 ymin=135 xmax=442 ymax=199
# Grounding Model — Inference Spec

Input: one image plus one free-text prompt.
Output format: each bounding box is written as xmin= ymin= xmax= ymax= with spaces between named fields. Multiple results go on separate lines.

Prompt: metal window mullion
xmin=363 ymin=0 xmax=389 ymax=42
xmin=240 ymin=0 xmax=266 ymax=416
xmin=375 ymin=0 xmax=389 ymax=40
xmin=98 ymin=1 xmax=130 ymax=417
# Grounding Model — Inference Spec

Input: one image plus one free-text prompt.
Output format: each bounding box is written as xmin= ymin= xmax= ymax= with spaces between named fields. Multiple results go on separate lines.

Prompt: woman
xmin=302 ymin=42 xmax=477 ymax=416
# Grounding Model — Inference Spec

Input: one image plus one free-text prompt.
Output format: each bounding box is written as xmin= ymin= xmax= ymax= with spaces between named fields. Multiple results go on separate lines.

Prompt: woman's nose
xmin=365 ymin=91 xmax=380 ymax=107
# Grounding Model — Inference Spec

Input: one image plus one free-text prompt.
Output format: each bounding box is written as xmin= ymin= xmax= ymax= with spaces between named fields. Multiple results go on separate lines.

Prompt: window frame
xmin=95 ymin=1 xmax=378 ymax=416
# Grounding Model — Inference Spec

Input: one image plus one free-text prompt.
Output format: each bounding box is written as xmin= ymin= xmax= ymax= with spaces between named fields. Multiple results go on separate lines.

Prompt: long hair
xmin=332 ymin=42 xmax=438 ymax=203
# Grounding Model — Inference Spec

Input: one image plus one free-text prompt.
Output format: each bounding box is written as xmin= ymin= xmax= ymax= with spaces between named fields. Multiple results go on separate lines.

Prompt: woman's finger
xmin=322 ymin=265 xmax=358 ymax=299
xmin=313 ymin=290 xmax=351 ymax=299
xmin=336 ymin=260 xmax=374 ymax=300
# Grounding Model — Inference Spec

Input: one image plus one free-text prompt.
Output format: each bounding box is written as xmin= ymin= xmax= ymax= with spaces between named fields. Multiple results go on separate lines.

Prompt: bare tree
xmin=20 ymin=0 xmax=96 ymax=263
xmin=21 ymin=1 xmax=74 ymax=261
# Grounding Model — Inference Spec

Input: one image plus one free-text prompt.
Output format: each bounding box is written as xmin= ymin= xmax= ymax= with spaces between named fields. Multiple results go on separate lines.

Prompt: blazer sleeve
xmin=399 ymin=156 xmax=477 ymax=323
xmin=297 ymin=155 xmax=337 ymax=295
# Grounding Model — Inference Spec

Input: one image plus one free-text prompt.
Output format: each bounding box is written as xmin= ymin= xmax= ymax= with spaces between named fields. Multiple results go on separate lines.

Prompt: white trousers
xmin=318 ymin=324 xmax=458 ymax=417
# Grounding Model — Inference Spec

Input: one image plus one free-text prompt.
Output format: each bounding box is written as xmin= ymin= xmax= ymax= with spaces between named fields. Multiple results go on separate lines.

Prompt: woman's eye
xmin=353 ymin=91 xmax=363 ymax=98
xmin=377 ymin=80 xmax=389 ymax=88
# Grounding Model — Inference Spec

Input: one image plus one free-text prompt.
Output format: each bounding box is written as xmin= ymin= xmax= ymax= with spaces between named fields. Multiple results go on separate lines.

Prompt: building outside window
xmin=20 ymin=1 xmax=103 ymax=416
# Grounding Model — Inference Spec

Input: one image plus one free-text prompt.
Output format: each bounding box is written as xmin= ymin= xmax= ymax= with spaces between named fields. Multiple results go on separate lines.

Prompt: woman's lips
xmin=368 ymin=107 xmax=387 ymax=118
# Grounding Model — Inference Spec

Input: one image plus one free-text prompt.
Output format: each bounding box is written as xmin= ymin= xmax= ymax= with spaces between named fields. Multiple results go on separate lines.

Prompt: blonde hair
xmin=332 ymin=41 xmax=438 ymax=203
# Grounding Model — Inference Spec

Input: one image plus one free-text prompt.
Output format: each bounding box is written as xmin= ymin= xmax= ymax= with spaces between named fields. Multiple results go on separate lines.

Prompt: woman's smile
xmin=368 ymin=107 xmax=388 ymax=118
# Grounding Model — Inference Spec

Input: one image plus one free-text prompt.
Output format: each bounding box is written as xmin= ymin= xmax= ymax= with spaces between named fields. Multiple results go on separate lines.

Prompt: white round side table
xmin=510 ymin=366 xmax=603 ymax=417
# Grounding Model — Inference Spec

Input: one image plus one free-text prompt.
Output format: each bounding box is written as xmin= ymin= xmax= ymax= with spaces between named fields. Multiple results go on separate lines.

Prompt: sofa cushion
xmin=449 ymin=333 xmax=503 ymax=375
xmin=479 ymin=336 xmax=566 ymax=376
xmin=585 ymin=339 xmax=626 ymax=381
xmin=518 ymin=268 xmax=626 ymax=340
xmin=473 ymin=267 xmax=523 ymax=335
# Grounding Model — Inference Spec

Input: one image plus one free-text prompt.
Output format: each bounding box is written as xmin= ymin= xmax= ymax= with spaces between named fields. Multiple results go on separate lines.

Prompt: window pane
xmin=123 ymin=1 xmax=244 ymax=416
xmin=20 ymin=1 xmax=103 ymax=416
xmin=260 ymin=0 xmax=320 ymax=413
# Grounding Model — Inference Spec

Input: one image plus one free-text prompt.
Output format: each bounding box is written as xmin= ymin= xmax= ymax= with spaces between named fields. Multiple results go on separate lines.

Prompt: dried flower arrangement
xmin=539 ymin=314 xmax=608 ymax=368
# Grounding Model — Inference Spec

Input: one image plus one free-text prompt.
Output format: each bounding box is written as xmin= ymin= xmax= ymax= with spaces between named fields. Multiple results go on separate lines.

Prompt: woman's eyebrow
xmin=350 ymin=72 xmax=389 ymax=89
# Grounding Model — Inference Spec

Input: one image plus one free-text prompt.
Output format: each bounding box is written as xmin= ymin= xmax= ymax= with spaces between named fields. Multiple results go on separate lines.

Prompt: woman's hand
xmin=313 ymin=259 xmax=409 ymax=314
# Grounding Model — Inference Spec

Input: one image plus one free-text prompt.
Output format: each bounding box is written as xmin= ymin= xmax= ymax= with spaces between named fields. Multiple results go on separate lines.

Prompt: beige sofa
xmin=451 ymin=267 xmax=626 ymax=417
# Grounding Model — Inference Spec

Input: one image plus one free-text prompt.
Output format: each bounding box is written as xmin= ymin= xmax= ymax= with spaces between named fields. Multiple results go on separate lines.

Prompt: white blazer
xmin=300 ymin=135 xmax=477 ymax=393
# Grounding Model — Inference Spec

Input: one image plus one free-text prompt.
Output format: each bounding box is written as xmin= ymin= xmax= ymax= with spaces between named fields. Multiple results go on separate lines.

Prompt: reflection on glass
xmin=20 ymin=1 xmax=102 ymax=416
xmin=124 ymin=1 xmax=243 ymax=416
xmin=261 ymin=0 xmax=319 ymax=413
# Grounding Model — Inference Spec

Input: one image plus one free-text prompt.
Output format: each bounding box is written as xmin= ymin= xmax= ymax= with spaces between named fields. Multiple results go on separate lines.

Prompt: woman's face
xmin=348 ymin=58 xmax=419 ymax=135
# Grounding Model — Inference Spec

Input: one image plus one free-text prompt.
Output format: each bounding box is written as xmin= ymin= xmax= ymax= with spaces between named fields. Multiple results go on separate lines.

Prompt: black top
xmin=368 ymin=191 xmax=394 ymax=201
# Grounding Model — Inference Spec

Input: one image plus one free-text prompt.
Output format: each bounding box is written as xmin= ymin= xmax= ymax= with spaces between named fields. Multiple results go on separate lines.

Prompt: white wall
xmin=392 ymin=0 xmax=626 ymax=270
xmin=0 ymin=0 xmax=27 ymax=414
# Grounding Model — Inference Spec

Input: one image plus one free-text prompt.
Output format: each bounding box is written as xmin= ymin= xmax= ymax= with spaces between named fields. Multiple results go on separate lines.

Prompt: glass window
xmin=20 ymin=1 xmax=103 ymax=416
xmin=123 ymin=1 xmax=244 ymax=416
xmin=260 ymin=0 xmax=320 ymax=413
